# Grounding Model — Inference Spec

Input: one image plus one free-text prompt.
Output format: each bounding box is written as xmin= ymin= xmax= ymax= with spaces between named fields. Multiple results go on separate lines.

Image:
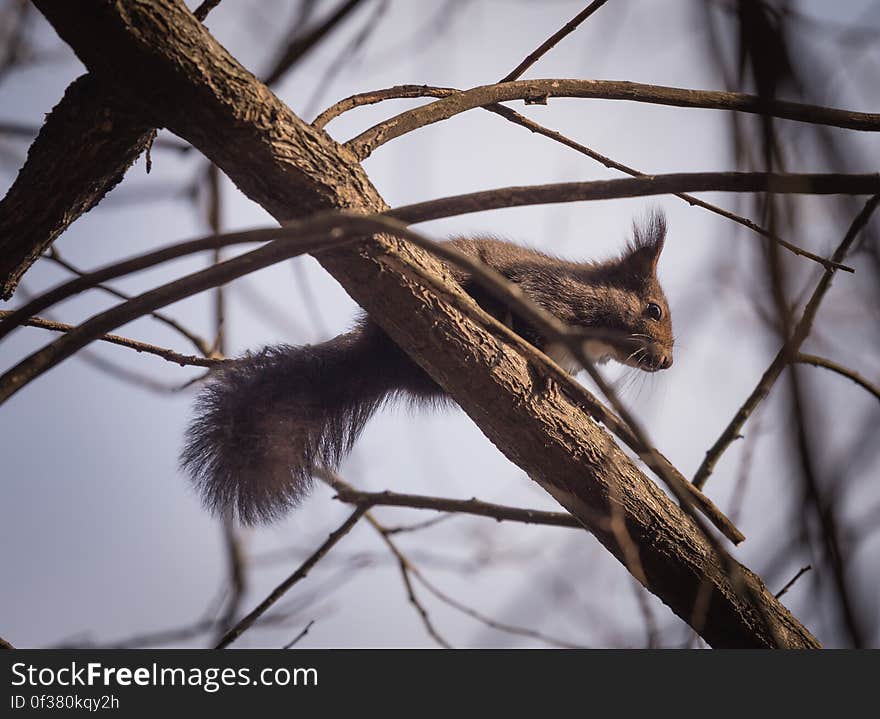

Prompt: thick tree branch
xmin=0 ymin=213 xmax=743 ymax=544
xmin=31 ymin=0 xmax=820 ymax=647
xmin=0 ymin=74 xmax=155 ymax=299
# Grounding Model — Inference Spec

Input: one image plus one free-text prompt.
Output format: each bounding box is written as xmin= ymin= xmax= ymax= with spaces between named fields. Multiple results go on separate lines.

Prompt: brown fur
xmin=181 ymin=211 xmax=673 ymax=524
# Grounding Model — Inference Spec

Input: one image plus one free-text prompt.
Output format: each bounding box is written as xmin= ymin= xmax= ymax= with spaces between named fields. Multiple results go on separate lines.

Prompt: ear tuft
xmin=623 ymin=208 xmax=666 ymax=276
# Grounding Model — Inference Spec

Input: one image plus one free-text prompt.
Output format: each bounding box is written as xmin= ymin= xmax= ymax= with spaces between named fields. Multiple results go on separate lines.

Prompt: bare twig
xmin=386 ymin=173 xmax=879 ymax=232
xmin=408 ymin=556 xmax=588 ymax=649
xmin=326 ymin=476 xmax=585 ymax=529
xmin=348 ymin=79 xmax=880 ymax=159
xmin=499 ymin=1 xmax=612 ymax=82
xmin=302 ymin=0 xmax=389 ymax=119
xmin=316 ymin=84 xmax=835 ymax=271
xmin=4 ymin=170 xmax=869 ymax=344
xmin=282 ymin=620 xmax=315 ymax=649
xmin=263 ymin=0 xmax=367 ymax=87
xmin=775 ymin=566 xmax=812 ymax=599
xmin=631 ymin=580 xmax=660 ymax=648
xmin=193 ymin=0 xmax=222 ymax=22
xmin=75 ymin=348 xmax=191 ymax=394
xmin=0 ymin=310 xmax=224 ymax=369
xmin=313 ymin=84 xmax=457 ymax=128
xmin=382 ymin=515 xmax=455 ymax=535
xmin=693 ymin=195 xmax=880 ymax=488
xmin=44 ymin=249 xmax=214 ymax=356
xmin=215 ymin=507 xmax=367 ymax=649
xmin=794 ymin=353 xmax=880 ymax=401
xmin=364 ymin=512 xmax=584 ymax=649
xmin=365 ymin=513 xmax=452 ymax=648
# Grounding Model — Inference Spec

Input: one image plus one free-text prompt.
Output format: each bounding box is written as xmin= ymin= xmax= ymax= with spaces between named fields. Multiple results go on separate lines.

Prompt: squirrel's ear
xmin=622 ymin=210 xmax=666 ymax=277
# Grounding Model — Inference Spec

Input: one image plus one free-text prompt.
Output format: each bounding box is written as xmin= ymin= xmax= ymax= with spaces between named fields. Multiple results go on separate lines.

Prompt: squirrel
xmin=181 ymin=210 xmax=674 ymax=525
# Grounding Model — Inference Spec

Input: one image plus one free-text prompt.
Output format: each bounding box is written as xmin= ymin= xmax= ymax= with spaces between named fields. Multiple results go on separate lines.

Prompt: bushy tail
xmin=181 ymin=320 xmax=437 ymax=524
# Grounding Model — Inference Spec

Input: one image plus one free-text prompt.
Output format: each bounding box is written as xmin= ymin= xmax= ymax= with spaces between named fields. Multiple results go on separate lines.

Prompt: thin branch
xmin=693 ymin=195 xmax=880 ymax=488
xmin=282 ymin=620 xmax=315 ymax=649
xmin=775 ymin=566 xmax=814 ymax=600
xmin=313 ymin=84 xmax=457 ymax=128
xmin=325 ymin=476 xmax=585 ymax=529
xmin=263 ymin=0 xmax=367 ymax=87
xmin=386 ymin=172 xmax=879 ymax=233
xmin=382 ymin=514 xmax=456 ymax=535
xmin=631 ymin=580 xmax=660 ymax=648
xmin=316 ymin=84 xmax=840 ymax=272
xmin=774 ymin=565 xmax=812 ymax=600
xmin=500 ymin=1 xmax=611 ymax=82
xmin=324 ymin=475 xmax=668 ymax=648
xmin=44 ymin=249 xmax=214 ymax=356
xmin=75 ymin=347 xmax=191 ymax=394
xmin=0 ymin=207 xmax=757 ymax=542
xmin=215 ymin=506 xmax=367 ymax=649
xmin=192 ymin=0 xmax=222 ymax=22
xmin=794 ymin=353 xmax=880 ymax=401
xmin=366 ymin=513 xmax=452 ymax=648
xmin=408 ymin=552 xmax=588 ymax=649
xmin=348 ymin=79 xmax=880 ymax=159
xmin=0 ymin=225 xmax=281 ymax=344
xmin=4 ymin=169 xmax=869 ymax=343
xmin=364 ymin=511 xmax=584 ymax=649
xmin=0 ymin=310 xmax=224 ymax=369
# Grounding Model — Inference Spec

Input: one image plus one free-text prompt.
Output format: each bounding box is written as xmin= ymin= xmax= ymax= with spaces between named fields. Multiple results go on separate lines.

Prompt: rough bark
xmin=0 ymin=75 xmax=155 ymax=299
xmin=26 ymin=0 xmax=820 ymax=647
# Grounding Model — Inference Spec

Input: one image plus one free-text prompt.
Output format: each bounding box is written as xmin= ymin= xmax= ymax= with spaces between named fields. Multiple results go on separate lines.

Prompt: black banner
xmin=1 ymin=649 xmax=873 ymax=713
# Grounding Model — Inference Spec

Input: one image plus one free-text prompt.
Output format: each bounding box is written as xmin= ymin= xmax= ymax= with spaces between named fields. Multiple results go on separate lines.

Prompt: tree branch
xmin=0 ymin=310 xmax=223 ymax=369
xmin=365 ymin=513 xmax=452 ymax=648
xmin=692 ymin=195 xmax=880 ymax=488
xmin=322 ymin=471 xmax=584 ymax=529
xmin=794 ymin=353 xmax=880 ymax=402
xmin=31 ymin=0 xmax=821 ymax=647
xmin=43 ymin=249 xmax=214 ymax=356
xmin=215 ymin=507 xmax=367 ymax=649
xmin=347 ymin=78 xmax=880 ymax=159
xmin=5 ymin=170 xmax=869 ymax=347
xmin=0 ymin=74 xmax=155 ymax=299
xmin=315 ymin=84 xmax=844 ymax=271
xmin=499 ymin=0 xmax=611 ymax=82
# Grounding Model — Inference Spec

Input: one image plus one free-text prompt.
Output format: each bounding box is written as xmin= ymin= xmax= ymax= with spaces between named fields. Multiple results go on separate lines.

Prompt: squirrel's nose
xmin=659 ymin=354 xmax=673 ymax=370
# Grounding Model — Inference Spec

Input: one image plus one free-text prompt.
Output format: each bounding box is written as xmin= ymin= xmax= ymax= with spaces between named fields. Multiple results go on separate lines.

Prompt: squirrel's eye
xmin=645 ymin=303 xmax=663 ymax=321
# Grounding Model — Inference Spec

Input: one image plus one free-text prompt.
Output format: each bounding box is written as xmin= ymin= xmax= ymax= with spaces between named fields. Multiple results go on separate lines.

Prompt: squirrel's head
xmin=602 ymin=209 xmax=674 ymax=371
xmin=543 ymin=210 xmax=674 ymax=373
